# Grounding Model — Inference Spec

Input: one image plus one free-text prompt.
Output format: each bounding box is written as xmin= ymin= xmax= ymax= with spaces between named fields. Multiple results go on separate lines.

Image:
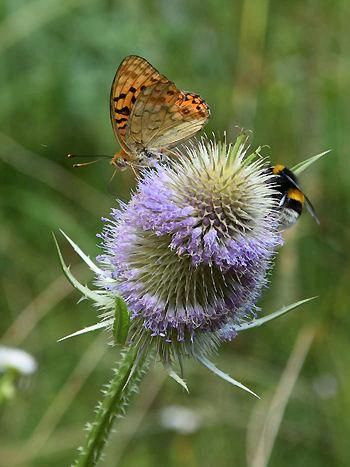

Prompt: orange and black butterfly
xmin=109 ymin=55 xmax=210 ymax=168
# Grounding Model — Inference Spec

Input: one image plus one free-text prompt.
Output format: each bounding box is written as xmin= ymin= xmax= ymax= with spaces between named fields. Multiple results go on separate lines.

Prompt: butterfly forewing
xmin=110 ymin=55 xmax=168 ymax=149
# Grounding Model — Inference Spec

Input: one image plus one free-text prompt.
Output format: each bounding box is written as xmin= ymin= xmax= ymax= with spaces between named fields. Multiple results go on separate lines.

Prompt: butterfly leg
xmin=111 ymin=150 xmax=129 ymax=170
xmin=138 ymin=150 xmax=163 ymax=167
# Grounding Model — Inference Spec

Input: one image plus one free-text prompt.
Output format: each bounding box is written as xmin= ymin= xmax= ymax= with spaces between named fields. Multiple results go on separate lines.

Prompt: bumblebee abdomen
xmin=270 ymin=166 xmax=304 ymax=229
xmin=269 ymin=164 xmax=318 ymax=229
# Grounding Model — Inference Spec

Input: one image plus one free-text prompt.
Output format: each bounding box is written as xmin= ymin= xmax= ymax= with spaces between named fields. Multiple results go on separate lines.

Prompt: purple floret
xmin=97 ymin=142 xmax=281 ymax=343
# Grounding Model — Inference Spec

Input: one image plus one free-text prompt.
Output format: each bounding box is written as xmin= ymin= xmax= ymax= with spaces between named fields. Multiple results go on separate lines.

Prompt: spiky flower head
xmin=56 ymin=140 xmax=327 ymax=466
xmin=96 ymin=135 xmax=282 ymax=360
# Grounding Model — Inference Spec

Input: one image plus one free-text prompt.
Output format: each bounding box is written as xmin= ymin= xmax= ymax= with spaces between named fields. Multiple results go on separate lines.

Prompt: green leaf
xmin=58 ymin=319 xmax=113 ymax=342
xmin=53 ymin=233 xmax=108 ymax=304
xmin=113 ymin=297 xmax=131 ymax=346
xmin=235 ymin=296 xmax=317 ymax=332
xmin=59 ymin=229 xmax=103 ymax=276
xmin=292 ymin=150 xmax=331 ymax=175
xmin=166 ymin=365 xmax=189 ymax=393
xmin=196 ymin=355 xmax=259 ymax=399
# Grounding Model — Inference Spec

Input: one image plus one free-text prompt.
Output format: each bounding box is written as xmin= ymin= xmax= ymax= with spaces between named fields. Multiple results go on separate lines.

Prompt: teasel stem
xmin=73 ymin=344 xmax=149 ymax=467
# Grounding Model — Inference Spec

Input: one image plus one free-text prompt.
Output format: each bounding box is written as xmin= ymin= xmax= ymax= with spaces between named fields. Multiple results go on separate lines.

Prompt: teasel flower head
xmin=56 ymin=138 xmax=326 ymax=467
xmin=95 ymin=135 xmax=282 ymax=363
xmin=54 ymin=136 xmax=327 ymax=467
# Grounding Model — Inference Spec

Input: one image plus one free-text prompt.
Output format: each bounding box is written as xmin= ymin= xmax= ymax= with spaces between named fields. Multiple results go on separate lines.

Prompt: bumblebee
xmin=270 ymin=164 xmax=319 ymax=229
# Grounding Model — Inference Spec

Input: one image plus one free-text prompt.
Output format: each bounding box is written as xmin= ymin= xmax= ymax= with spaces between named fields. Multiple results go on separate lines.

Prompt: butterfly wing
xmin=148 ymin=91 xmax=210 ymax=149
xmin=125 ymin=84 xmax=210 ymax=153
xmin=110 ymin=55 xmax=168 ymax=154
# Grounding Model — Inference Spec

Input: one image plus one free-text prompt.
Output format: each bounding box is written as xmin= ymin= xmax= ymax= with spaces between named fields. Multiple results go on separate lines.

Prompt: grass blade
xmin=292 ymin=150 xmax=331 ymax=175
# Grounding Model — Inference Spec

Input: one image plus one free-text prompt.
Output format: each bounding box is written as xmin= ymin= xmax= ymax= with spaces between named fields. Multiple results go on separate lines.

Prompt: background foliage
xmin=1 ymin=0 xmax=349 ymax=466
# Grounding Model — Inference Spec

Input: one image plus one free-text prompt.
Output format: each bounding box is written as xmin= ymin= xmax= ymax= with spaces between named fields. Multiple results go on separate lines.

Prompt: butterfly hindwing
xmin=125 ymin=81 xmax=179 ymax=150
xmin=126 ymin=84 xmax=210 ymax=151
xmin=147 ymin=91 xmax=210 ymax=149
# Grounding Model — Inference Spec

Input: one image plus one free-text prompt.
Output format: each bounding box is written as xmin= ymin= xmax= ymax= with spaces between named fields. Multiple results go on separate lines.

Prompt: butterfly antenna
xmin=67 ymin=153 xmax=111 ymax=169
xmin=72 ymin=160 xmax=100 ymax=168
xmin=67 ymin=153 xmax=111 ymax=160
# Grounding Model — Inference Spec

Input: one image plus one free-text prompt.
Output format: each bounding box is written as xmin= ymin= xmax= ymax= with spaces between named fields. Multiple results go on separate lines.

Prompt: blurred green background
xmin=0 ymin=0 xmax=349 ymax=466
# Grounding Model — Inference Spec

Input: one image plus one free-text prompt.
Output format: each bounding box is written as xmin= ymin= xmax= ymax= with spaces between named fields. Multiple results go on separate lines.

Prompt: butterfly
xmin=110 ymin=55 xmax=210 ymax=168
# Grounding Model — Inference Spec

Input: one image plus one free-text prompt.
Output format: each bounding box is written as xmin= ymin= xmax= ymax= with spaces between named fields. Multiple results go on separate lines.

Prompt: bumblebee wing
xmin=304 ymin=196 xmax=320 ymax=224
xmin=283 ymin=173 xmax=320 ymax=224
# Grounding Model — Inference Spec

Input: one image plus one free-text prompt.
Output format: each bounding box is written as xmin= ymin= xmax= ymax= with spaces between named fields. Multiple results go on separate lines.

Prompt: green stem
xmin=73 ymin=345 xmax=147 ymax=467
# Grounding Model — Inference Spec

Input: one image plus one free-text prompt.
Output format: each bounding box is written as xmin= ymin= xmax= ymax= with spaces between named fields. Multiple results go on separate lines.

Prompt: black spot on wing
xmin=113 ymin=93 xmax=126 ymax=102
xmin=118 ymin=106 xmax=131 ymax=116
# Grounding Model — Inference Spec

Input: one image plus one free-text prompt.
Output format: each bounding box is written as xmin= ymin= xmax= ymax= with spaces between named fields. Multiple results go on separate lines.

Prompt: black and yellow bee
xmin=270 ymin=164 xmax=319 ymax=229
